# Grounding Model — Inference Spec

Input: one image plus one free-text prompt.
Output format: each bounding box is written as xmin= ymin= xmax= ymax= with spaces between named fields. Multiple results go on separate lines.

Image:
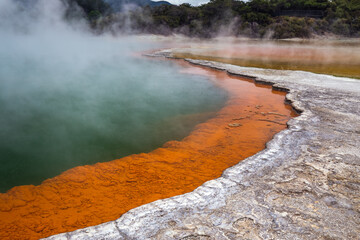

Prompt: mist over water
xmin=0 ymin=0 xmax=227 ymax=192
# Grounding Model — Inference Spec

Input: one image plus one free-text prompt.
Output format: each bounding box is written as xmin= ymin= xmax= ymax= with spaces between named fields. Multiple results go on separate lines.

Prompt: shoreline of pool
xmin=45 ymin=49 xmax=360 ymax=239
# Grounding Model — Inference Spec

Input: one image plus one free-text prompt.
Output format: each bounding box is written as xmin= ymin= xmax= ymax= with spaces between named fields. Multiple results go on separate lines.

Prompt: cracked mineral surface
xmin=46 ymin=50 xmax=360 ymax=240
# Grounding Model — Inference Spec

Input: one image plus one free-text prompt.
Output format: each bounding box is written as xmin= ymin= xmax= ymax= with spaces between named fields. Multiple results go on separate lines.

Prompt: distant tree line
xmin=66 ymin=0 xmax=360 ymax=38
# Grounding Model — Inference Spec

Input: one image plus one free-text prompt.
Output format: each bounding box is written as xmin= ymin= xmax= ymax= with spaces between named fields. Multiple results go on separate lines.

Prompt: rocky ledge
xmin=45 ymin=50 xmax=360 ymax=240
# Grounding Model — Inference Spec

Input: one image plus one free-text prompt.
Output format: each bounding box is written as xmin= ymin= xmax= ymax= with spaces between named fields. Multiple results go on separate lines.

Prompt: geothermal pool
xmin=0 ymin=56 xmax=297 ymax=240
xmin=0 ymin=37 xmax=228 ymax=193
xmin=0 ymin=1 xmax=355 ymax=239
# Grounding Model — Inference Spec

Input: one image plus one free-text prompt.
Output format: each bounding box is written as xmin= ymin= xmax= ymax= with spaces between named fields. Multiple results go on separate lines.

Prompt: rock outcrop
xmin=45 ymin=50 xmax=360 ymax=240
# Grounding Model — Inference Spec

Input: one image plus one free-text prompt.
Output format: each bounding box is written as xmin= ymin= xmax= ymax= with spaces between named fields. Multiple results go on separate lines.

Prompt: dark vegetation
xmin=67 ymin=0 xmax=360 ymax=38
xmin=103 ymin=0 xmax=171 ymax=12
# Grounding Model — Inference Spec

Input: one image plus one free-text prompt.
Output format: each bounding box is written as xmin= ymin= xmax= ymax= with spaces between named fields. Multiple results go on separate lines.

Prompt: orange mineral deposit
xmin=0 ymin=60 xmax=297 ymax=240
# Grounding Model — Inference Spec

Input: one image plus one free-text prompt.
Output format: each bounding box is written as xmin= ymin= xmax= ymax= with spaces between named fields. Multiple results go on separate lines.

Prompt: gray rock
xmin=44 ymin=51 xmax=360 ymax=240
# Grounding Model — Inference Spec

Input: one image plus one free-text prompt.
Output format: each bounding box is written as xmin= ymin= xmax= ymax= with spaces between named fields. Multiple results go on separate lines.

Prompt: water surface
xmin=0 ymin=36 xmax=227 ymax=192
xmin=172 ymin=38 xmax=360 ymax=79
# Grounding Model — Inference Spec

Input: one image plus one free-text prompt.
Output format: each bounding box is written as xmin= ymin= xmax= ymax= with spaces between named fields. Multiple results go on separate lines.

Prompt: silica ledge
xmin=45 ymin=49 xmax=360 ymax=240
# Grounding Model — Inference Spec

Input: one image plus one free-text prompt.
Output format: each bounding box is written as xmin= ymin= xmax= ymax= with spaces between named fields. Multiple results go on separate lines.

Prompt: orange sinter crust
xmin=0 ymin=60 xmax=297 ymax=239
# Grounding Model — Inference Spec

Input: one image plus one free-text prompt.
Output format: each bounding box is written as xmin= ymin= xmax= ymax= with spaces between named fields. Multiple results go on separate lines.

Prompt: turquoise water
xmin=0 ymin=35 xmax=227 ymax=192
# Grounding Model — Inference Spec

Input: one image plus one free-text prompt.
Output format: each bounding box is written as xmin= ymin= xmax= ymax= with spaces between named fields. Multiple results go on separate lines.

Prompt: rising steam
xmin=0 ymin=0 xmax=227 ymax=192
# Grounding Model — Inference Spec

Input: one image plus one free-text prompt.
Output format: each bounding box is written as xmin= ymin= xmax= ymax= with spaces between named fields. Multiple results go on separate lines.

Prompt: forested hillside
xmin=68 ymin=0 xmax=360 ymax=38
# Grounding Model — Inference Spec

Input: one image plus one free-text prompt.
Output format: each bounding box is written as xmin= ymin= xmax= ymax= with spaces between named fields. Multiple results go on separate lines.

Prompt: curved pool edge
xmin=45 ymin=50 xmax=360 ymax=240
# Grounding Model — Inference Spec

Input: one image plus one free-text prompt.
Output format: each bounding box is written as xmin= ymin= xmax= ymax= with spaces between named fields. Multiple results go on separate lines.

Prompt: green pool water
xmin=0 ymin=36 xmax=227 ymax=192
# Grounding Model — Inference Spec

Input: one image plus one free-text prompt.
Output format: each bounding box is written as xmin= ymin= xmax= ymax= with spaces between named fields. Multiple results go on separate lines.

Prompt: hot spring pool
xmin=0 ymin=36 xmax=227 ymax=192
